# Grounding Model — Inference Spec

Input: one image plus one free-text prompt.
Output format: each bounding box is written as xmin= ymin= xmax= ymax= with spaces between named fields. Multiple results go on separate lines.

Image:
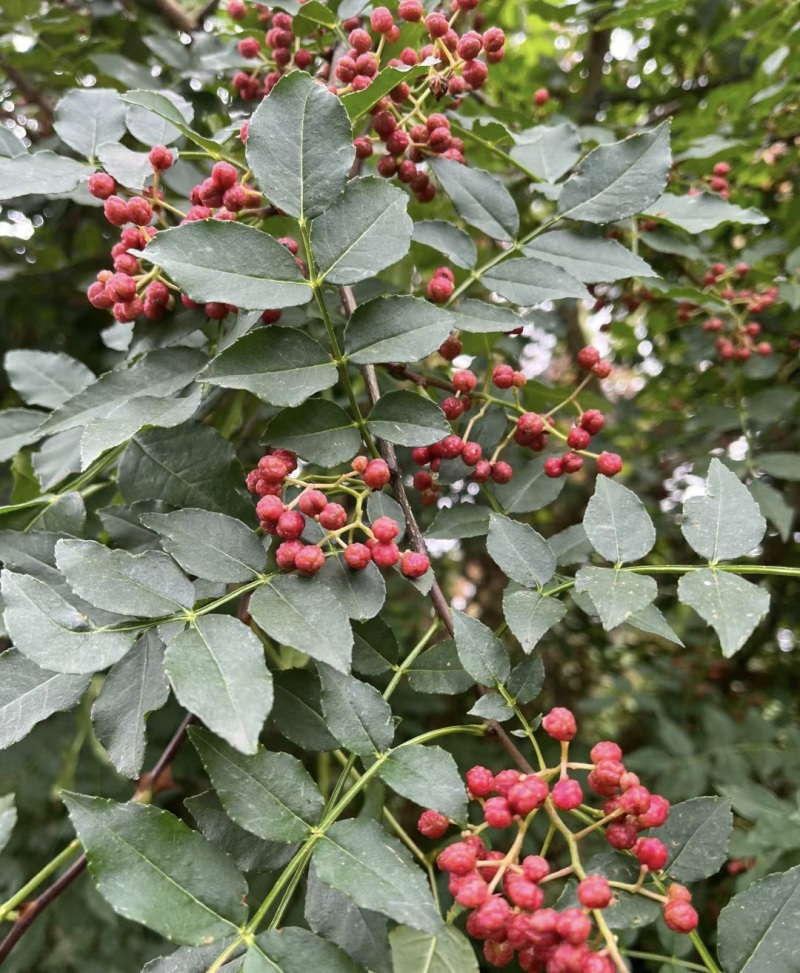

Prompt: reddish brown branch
xmin=385 ymin=362 xmax=458 ymax=394
xmin=153 ymin=0 xmax=198 ymax=33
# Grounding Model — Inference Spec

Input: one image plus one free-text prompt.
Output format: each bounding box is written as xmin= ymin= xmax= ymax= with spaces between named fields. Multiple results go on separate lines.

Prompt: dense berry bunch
xmin=245 ymin=450 xmax=430 ymax=578
xmin=410 ymin=343 xmax=622 ymax=504
xmin=416 ymin=707 xmax=696 ymax=970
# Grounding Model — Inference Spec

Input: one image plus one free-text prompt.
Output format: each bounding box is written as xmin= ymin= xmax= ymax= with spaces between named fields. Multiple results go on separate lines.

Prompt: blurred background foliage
xmin=0 ymin=0 xmax=798 ymax=970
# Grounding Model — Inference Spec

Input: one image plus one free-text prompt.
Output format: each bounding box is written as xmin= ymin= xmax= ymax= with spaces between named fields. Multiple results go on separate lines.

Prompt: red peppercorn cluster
xmin=410 ymin=344 xmax=622 ymax=504
xmin=416 ymin=707 xmax=696 ymax=970
xmin=245 ymin=451 xmax=430 ymax=578
xmin=226 ymin=0 xmax=505 ymax=204
xmin=706 ymin=160 xmax=732 ymax=199
xmin=86 ymin=153 xmax=290 ymax=327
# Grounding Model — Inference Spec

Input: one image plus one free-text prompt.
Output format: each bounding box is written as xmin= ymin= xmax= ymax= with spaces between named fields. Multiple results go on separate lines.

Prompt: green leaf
xmin=55 ymin=539 xmax=194 ymax=617
xmin=643 ymin=192 xmax=769 ymax=232
xmin=63 ymin=793 xmax=247 ymax=945
xmin=426 ymin=503 xmax=490 ymax=540
xmin=120 ymin=90 xmax=221 ymax=155
xmin=262 ymin=399 xmax=361 ymax=467
xmin=344 ymin=296 xmax=454 ymax=365
xmin=291 ymin=0 xmax=336 ymax=29
xmin=118 ymin=422 xmax=253 ymax=521
xmin=366 ymin=390 xmax=449 ymax=447
xmin=626 ymin=603 xmax=684 ymax=646
xmin=1 ymin=571 xmax=134 ymax=674
xmin=142 ymin=941 xmax=245 ymax=973
xmin=430 ymin=158 xmax=519 ymax=241
xmin=0 ymin=649 xmax=91 ymax=750
xmin=494 ymin=456 xmax=566 ymax=513
xmin=249 ymin=575 xmax=353 ymax=673
xmin=95 ymin=143 xmax=151 ymax=189
xmin=654 ymin=797 xmax=733 ymax=882
xmin=412 ymin=220 xmax=476 ymax=269
xmin=0 ymin=127 xmax=27 ymax=158
xmin=757 ymin=453 xmax=800 ymax=481
xmin=584 ymin=475 xmax=656 ymax=564
xmin=246 ymin=71 xmax=353 ymax=221
xmin=558 ymin=123 xmax=671 ymax=223
xmin=5 ymin=351 xmax=94 ymax=410
xmin=38 ymin=347 xmax=206 ymax=438
xmin=319 ymin=665 xmax=394 ymax=755
xmin=748 ymin=480 xmax=793 ymax=542
xmin=468 ymin=694 xmax=514 ymax=722
xmin=452 ymin=611 xmax=510 ymax=686
xmin=0 ymin=152 xmax=88 ymax=202
xmin=190 ymin=727 xmax=323 ymax=843
xmin=92 ymin=631 xmax=169 ymax=778
xmin=677 ymin=570 xmax=769 ymax=657
xmin=125 ymin=90 xmax=194 ymax=146
xmin=165 ymin=616 xmax=273 ymax=754
xmin=0 ymin=793 xmax=15 ymax=855
xmin=510 ymin=122 xmax=581 ymax=182
xmin=352 ymin=616 xmax=399 ymax=676
xmin=522 ymin=230 xmax=655 ymax=283
xmin=186 ymin=791 xmax=295 ymax=874
xmin=311 ymin=178 xmax=412 ymax=285
xmin=503 ymin=588 xmax=567 ymax=652
xmin=682 ymin=459 xmax=766 ymax=562
xmin=271 ymin=669 xmax=339 ymax=751
xmin=448 ymin=300 xmax=526 ymax=334
xmin=54 ymin=88 xmax=125 ymax=159
xmin=244 ymin=928 xmax=363 ymax=973
xmin=80 ymin=386 xmax=202 ymax=469
xmin=202 ymin=327 xmax=336 ymax=408
xmin=379 ymin=744 xmax=467 ymax=822
xmin=407 ymin=641 xmax=475 ymax=695
xmin=487 ymin=513 xmax=556 ymax=588
xmin=306 ymin=866 xmax=391 ymax=973
xmin=136 ymin=222 xmax=311 ymax=311
xmin=0 ymin=408 xmax=45 ymax=461
xmin=390 ymin=925 xmax=478 ymax=973
xmin=312 ymin=818 xmax=443 ymax=934
xmin=366 ymin=492 xmax=406 ymax=543
xmin=481 ymin=257 xmax=589 ymax=305
xmin=317 ymin=557 xmax=386 ymax=622
xmin=575 ymin=566 xmax=657 ymax=630
xmin=717 ymin=864 xmax=800 ymax=973
xmin=341 ymin=58 xmax=436 ymax=120
xmin=507 ymin=653 xmax=545 ymax=704
xmin=141 ymin=509 xmax=268 ymax=583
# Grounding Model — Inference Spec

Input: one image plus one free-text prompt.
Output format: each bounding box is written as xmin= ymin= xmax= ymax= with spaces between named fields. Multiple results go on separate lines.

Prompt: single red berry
xmin=505 ymin=874 xmax=544 ymax=911
xmin=521 ymin=854 xmax=550 ymax=883
xmin=434 ymin=266 xmax=455 ymax=284
xmin=349 ymin=28 xmax=372 ymax=53
xmin=126 ymin=196 xmax=153 ymax=225
xmin=461 ymin=442 xmax=482 ymax=466
xmin=709 ymin=175 xmax=728 ymax=192
xmin=638 ymin=794 xmax=670 ymax=829
xmin=542 ymin=707 xmax=577 ymax=742
xmin=518 ymin=413 xmax=545 ymax=437
xmin=318 ymin=503 xmax=347 ymax=531
xmin=635 ymin=837 xmax=668 ymax=871
xmin=294 ymin=48 xmax=312 ymax=69
xmin=103 ymin=195 xmax=129 ymax=225
xmin=437 ymin=841 xmax=477 ymax=875
xmin=562 ymin=451 xmax=583 ymax=474
xmin=584 ymin=955 xmax=615 ymax=973
xmin=713 ymin=161 xmax=731 ymax=176
xmin=457 ymin=31 xmax=482 ymax=60
xmin=508 ymin=776 xmax=549 ymax=814
xmin=593 ymin=759 xmax=625 ymax=790
xmin=353 ymin=137 xmax=373 ymax=160
xmin=401 ymin=551 xmax=430 ymax=578
xmin=556 ymin=908 xmax=592 ymax=945
xmin=357 ymin=458 xmax=390 ymax=492
xmin=567 ymin=427 xmax=591 ymax=450
xmin=580 ymin=409 xmax=605 ymax=435
xmin=438 ymin=336 xmax=462 ymax=360
xmin=544 ymin=456 xmax=564 ymax=478
xmin=372 ymin=542 xmax=400 ymax=568
xmin=756 ymin=341 xmax=772 ymax=356
xmin=276 ymin=510 xmax=305 ymax=541
xmin=275 ymin=540 xmax=303 ymax=570
xmin=427 ymin=276 xmax=454 ymax=303
xmin=471 ymin=460 xmax=491 ymax=483
xmin=351 ymin=455 xmax=368 ymax=474
xmin=492 ymin=364 xmax=515 ymax=389
xmin=577 ymin=875 xmax=613 ymax=910
xmin=483 ymin=796 xmax=513 ymax=829
xmin=212 ymin=161 xmax=239 ymax=189
xmin=258 ymin=455 xmax=288 ymax=481
xmin=413 ymin=470 xmax=433 ymax=491
xmin=466 ymin=765 xmax=495 ymax=798
xmin=511 ymin=371 xmax=527 ymax=387
xmin=439 ymin=434 xmax=464 ymax=459
xmin=227 ymin=0 xmax=247 ymax=18
xmin=482 ymin=26 xmax=506 ymax=52
xmin=344 ymin=543 xmax=372 ymax=570
xmin=590 ymin=741 xmax=622 ymax=764
xmin=593 ymin=360 xmax=612 ymax=379
xmin=385 ymin=129 xmax=409 ymax=155
xmin=418 ymin=809 xmax=449 ymax=839
xmin=298 ymin=490 xmax=328 ymax=516
xmin=455 ymin=875 xmax=489 ymax=909
xmin=238 ymin=36 xmax=260 ymax=58
xmin=533 ymin=87 xmax=550 ymax=106
xmin=663 ymin=901 xmax=699 ymax=934
xmin=597 ymin=452 xmax=622 ymax=477
xmin=295 ymin=545 xmax=325 ymax=575
xmin=255 ymin=495 xmax=284 ymax=522
xmin=620 ymin=785 xmax=651 ymax=815
xmin=471 ymin=896 xmax=511 ymax=938
xmin=441 ymin=397 xmax=465 ymax=420
xmin=87 ymin=281 xmax=114 ymax=309
xmin=398 ymin=0 xmax=424 ymax=20
xmin=606 ymin=821 xmax=638 ymax=850
xmin=668 ymin=883 xmax=693 ymax=902
xmin=204 ymin=302 xmax=229 ymax=320
xmin=370 ymin=5 xmax=394 ymax=32
xmin=491 ymin=461 xmax=513 ymax=484
xmin=452 ymin=369 xmax=477 ymax=393
xmin=105 ymin=273 xmax=137 ymax=303
xmin=425 ymin=12 xmax=449 ymax=37
xmin=372 ymin=516 xmax=400 ymax=543
xmin=576 ymin=346 xmax=601 ymax=370
xmin=552 ymin=778 xmax=583 ymax=811
xmin=88 ymin=172 xmax=116 ymax=199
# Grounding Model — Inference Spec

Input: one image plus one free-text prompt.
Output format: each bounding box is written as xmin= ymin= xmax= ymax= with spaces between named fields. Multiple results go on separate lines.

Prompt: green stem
xmin=383 ymin=620 xmax=440 ymax=699
xmin=621 ymin=952 xmax=711 ymax=973
xmin=0 ymin=840 xmax=81 ymax=923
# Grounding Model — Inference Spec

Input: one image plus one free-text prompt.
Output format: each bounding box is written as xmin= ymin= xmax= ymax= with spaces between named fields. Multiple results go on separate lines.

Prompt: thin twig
xmin=153 ymin=0 xmax=197 ymax=33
